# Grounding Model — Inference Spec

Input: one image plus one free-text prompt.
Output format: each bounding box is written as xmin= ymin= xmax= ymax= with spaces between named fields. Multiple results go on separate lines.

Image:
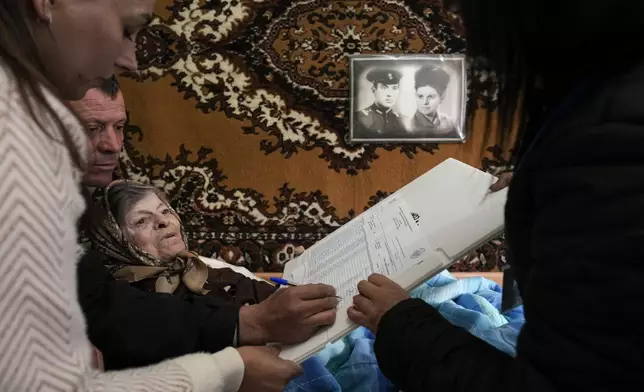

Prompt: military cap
xmin=366 ymin=68 xmax=402 ymax=85
xmin=414 ymin=66 xmax=450 ymax=95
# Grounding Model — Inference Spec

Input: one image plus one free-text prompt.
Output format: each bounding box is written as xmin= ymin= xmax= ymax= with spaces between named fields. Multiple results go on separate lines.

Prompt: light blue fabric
xmin=285 ymin=271 xmax=525 ymax=392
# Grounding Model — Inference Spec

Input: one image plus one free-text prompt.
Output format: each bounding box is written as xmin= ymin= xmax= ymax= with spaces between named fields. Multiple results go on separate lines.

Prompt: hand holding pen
xmin=238 ymin=279 xmax=339 ymax=345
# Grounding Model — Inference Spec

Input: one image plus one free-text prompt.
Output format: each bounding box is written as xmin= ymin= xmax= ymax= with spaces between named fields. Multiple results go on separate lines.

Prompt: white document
xmin=280 ymin=158 xmax=508 ymax=363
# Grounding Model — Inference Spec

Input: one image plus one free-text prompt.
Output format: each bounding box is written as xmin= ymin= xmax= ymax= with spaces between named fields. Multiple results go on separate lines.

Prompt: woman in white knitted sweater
xmin=0 ymin=1 xmax=300 ymax=391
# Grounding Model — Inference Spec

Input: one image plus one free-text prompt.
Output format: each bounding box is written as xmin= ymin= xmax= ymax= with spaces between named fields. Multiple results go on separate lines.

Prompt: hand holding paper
xmin=348 ymin=274 xmax=410 ymax=333
xmin=278 ymin=158 xmax=508 ymax=363
xmin=489 ymin=171 xmax=513 ymax=192
xmin=240 ymin=283 xmax=339 ymax=345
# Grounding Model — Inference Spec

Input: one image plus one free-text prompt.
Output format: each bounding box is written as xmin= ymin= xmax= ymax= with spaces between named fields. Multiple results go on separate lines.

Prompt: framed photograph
xmin=349 ymin=54 xmax=466 ymax=144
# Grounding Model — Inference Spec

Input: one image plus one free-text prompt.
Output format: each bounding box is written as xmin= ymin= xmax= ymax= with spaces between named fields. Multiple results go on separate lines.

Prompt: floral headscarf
xmin=86 ymin=180 xmax=210 ymax=295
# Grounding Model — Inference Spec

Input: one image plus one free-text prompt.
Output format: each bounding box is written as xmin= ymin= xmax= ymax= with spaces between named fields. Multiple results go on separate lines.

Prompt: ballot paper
xmin=280 ymin=158 xmax=508 ymax=363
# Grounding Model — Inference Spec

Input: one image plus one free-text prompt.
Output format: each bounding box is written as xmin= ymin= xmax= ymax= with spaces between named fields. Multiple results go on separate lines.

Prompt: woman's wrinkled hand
xmin=239 ymin=283 xmax=338 ymax=345
xmin=347 ymin=274 xmax=410 ymax=333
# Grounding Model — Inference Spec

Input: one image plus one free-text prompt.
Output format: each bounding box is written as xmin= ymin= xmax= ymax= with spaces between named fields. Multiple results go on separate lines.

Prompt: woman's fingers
xmin=304 ymin=308 xmax=336 ymax=327
xmin=352 ymin=294 xmax=376 ymax=315
xmin=300 ymin=296 xmax=340 ymax=318
xmin=368 ymin=273 xmax=397 ymax=287
xmin=489 ymin=172 xmax=513 ymax=192
xmin=357 ymin=280 xmax=380 ymax=299
xmin=347 ymin=305 xmax=370 ymax=328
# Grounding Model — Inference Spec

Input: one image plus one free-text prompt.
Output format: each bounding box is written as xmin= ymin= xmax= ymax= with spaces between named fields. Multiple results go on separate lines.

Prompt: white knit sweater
xmin=0 ymin=63 xmax=245 ymax=391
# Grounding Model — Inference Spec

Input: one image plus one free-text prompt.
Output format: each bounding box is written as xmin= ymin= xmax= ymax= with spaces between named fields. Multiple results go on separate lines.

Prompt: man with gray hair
xmin=74 ymin=78 xmax=338 ymax=376
xmin=69 ymin=76 xmax=124 ymax=188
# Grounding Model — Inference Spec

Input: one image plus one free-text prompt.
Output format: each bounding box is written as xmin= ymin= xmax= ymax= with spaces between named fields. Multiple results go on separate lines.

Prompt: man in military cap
xmin=353 ymin=68 xmax=407 ymax=139
xmin=408 ymin=66 xmax=459 ymax=138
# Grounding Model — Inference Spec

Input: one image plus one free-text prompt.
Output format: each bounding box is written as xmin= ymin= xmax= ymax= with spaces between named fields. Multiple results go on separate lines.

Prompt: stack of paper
xmin=279 ymin=158 xmax=508 ymax=363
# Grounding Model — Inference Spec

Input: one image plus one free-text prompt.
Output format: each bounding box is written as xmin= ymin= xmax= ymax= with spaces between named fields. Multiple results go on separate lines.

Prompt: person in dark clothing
xmin=348 ymin=1 xmax=644 ymax=391
xmin=74 ymin=81 xmax=338 ymax=372
xmin=87 ymin=180 xmax=277 ymax=307
xmin=78 ymin=249 xmax=243 ymax=369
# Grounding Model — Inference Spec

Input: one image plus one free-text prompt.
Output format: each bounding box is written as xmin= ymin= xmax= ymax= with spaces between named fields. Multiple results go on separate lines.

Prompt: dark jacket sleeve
xmin=375 ymin=299 xmax=552 ymax=392
xmin=373 ymin=120 xmax=644 ymax=391
xmin=77 ymin=250 xmax=239 ymax=370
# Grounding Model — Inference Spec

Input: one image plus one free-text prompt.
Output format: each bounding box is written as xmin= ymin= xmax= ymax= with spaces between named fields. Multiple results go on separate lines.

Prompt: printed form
xmin=287 ymin=194 xmax=429 ymax=314
xmin=280 ymin=194 xmax=431 ymax=361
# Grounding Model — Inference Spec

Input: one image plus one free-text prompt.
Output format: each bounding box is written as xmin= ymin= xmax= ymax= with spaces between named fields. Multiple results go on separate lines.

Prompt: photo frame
xmin=349 ymin=54 xmax=467 ymax=144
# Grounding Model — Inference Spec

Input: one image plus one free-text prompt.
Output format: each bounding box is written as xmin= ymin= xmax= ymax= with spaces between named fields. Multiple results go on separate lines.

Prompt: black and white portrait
xmin=349 ymin=55 xmax=466 ymax=143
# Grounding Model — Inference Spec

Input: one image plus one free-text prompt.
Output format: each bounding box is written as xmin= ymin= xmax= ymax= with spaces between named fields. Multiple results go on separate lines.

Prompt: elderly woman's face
xmin=124 ymin=192 xmax=186 ymax=261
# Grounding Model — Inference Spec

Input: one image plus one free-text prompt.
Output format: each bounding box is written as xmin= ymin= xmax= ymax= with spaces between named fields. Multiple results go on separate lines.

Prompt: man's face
xmin=69 ymin=89 xmax=126 ymax=187
xmin=372 ymin=83 xmax=400 ymax=109
xmin=416 ymin=85 xmax=443 ymax=116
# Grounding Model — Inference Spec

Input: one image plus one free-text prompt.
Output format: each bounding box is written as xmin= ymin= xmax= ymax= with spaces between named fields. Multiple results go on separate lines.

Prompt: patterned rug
xmin=118 ymin=0 xmax=510 ymax=273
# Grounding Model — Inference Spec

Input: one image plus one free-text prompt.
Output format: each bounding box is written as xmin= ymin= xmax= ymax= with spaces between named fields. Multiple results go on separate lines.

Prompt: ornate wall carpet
xmin=118 ymin=0 xmax=510 ymax=273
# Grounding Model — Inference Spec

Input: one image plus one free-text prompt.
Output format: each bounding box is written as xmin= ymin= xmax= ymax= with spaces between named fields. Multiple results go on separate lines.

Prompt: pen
xmin=269 ymin=277 xmax=299 ymax=287
xmin=269 ymin=277 xmax=343 ymax=300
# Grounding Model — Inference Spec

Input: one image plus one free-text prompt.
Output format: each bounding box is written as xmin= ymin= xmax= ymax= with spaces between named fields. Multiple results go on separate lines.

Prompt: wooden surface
xmin=256 ymin=272 xmax=504 ymax=287
xmin=452 ymin=272 xmax=503 ymax=286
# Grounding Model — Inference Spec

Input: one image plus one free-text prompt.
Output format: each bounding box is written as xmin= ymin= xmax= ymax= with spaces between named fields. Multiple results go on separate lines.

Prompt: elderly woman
xmin=87 ymin=180 xmax=276 ymax=307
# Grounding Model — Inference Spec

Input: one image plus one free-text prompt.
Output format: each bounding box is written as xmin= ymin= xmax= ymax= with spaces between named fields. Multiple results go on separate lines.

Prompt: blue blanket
xmin=285 ymin=271 xmax=525 ymax=392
